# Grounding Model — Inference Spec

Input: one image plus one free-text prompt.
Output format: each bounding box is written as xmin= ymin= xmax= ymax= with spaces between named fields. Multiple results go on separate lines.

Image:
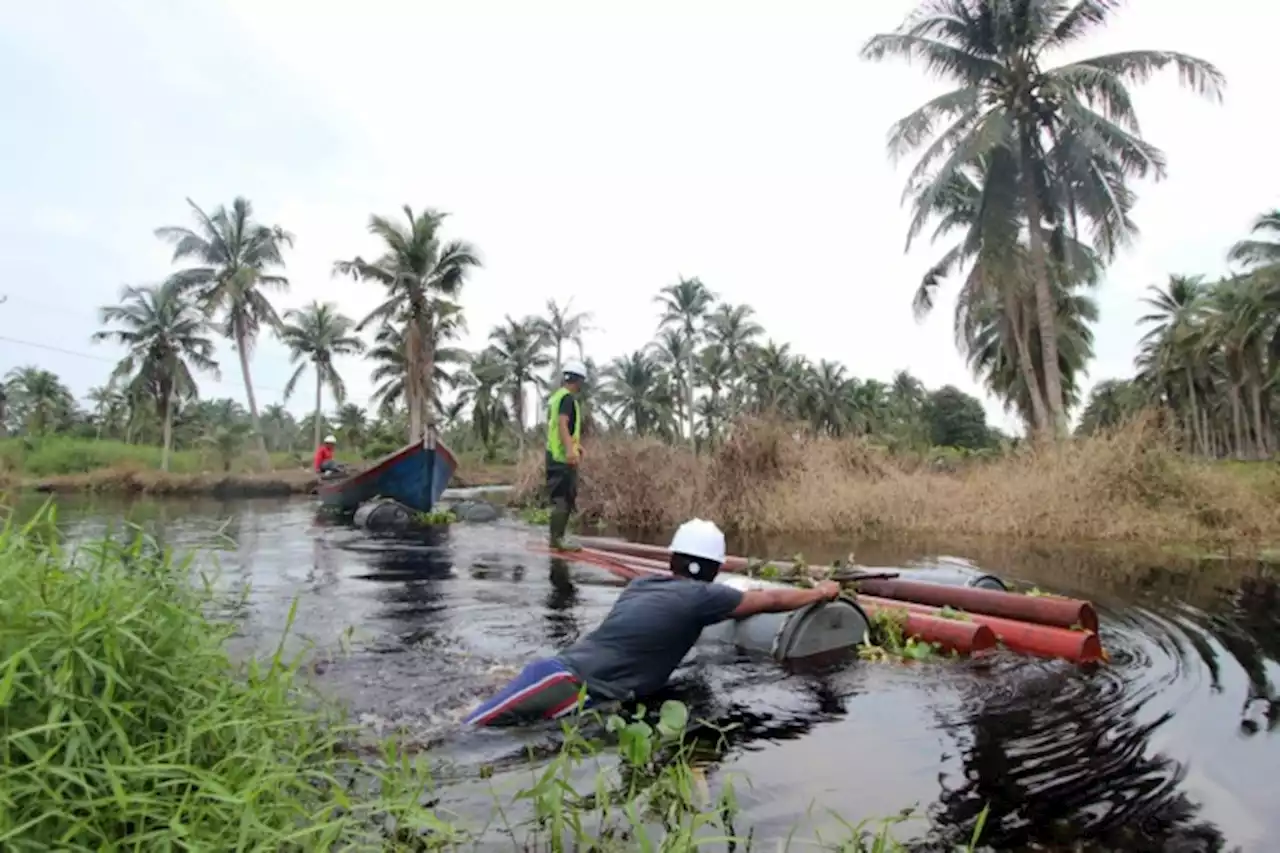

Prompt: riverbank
xmin=0 ymin=437 xmax=517 ymax=496
xmin=512 ymin=419 xmax=1280 ymax=553
xmin=0 ymin=514 xmax=980 ymax=851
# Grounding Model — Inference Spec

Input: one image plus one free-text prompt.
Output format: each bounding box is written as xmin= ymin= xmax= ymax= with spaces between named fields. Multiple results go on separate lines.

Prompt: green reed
xmin=0 ymin=502 xmax=986 ymax=851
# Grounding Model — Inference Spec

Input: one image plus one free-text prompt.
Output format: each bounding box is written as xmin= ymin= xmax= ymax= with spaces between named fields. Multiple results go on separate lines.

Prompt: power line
xmin=0 ymin=335 xmax=116 ymax=363
xmin=0 ymin=334 xmax=290 ymax=395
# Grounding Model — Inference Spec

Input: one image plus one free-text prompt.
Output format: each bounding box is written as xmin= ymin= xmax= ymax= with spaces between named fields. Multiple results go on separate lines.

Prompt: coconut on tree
xmin=154 ymin=196 xmax=293 ymax=468
xmin=92 ymin=280 xmax=219 ymax=471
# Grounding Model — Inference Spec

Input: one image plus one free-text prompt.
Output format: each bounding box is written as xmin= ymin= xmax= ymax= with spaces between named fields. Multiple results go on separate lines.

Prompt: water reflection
xmin=7 ymin=494 xmax=1279 ymax=851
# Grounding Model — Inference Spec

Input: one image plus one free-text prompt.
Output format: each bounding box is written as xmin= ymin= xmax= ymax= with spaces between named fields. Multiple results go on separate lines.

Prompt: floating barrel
xmin=353 ymin=499 xmax=414 ymax=532
xmin=881 ymin=562 xmax=1008 ymax=591
xmin=697 ymin=574 xmax=871 ymax=660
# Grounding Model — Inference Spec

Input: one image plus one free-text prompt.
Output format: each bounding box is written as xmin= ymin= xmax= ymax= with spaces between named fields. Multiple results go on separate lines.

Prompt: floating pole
xmin=853 ymin=578 xmax=1098 ymax=634
xmin=575 ymin=537 xmax=1097 ymax=633
xmin=532 ymin=544 xmax=996 ymax=658
xmin=857 ymin=594 xmax=1103 ymax=664
xmin=857 ymin=600 xmax=999 ymax=655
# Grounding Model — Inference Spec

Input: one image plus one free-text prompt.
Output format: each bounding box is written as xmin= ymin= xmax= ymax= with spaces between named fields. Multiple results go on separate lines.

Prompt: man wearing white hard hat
xmin=313 ymin=434 xmax=341 ymax=478
xmin=544 ymin=359 xmax=588 ymax=549
xmin=463 ymin=518 xmax=840 ymax=727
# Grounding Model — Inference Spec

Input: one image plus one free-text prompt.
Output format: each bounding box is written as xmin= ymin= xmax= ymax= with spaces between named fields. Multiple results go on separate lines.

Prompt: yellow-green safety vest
xmin=546 ymin=387 xmax=581 ymax=463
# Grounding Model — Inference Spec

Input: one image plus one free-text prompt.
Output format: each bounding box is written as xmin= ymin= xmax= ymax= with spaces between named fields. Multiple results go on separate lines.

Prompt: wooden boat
xmin=316 ymin=435 xmax=457 ymax=513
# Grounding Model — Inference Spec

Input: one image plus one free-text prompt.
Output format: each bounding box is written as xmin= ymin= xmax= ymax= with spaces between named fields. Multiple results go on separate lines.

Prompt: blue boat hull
xmin=316 ymin=437 xmax=458 ymax=513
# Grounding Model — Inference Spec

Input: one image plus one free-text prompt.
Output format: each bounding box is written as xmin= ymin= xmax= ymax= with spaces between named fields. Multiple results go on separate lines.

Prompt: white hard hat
xmin=669 ymin=518 xmax=726 ymax=564
xmin=562 ymin=359 xmax=587 ymax=380
xmin=324 ymin=434 xmax=337 ymax=443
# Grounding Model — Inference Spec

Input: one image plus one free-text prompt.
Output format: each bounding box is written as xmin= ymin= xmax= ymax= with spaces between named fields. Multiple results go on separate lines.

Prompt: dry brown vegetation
xmin=512 ymin=417 xmax=1280 ymax=549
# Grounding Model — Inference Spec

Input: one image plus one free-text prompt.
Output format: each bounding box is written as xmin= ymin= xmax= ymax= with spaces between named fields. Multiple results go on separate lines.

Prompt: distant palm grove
xmin=3 ymin=1 xmax=1276 ymax=469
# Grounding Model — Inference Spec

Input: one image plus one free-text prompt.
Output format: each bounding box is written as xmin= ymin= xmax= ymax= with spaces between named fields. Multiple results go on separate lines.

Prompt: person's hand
xmin=566 ymin=447 xmax=581 ymax=466
xmin=814 ymin=580 xmax=841 ymax=601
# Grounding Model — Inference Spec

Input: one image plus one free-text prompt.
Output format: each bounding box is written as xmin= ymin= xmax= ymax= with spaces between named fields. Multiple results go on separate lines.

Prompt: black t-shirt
xmin=556 ymin=576 xmax=745 ymax=700
xmin=557 ymin=392 xmax=578 ymax=434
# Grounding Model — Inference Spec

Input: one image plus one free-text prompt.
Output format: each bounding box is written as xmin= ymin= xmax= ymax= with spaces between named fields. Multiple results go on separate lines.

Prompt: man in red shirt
xmin=313 ymin=434 xmax=339 ymax=476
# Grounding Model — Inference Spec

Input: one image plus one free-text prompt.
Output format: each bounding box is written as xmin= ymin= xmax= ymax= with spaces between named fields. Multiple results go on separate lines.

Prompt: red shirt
xmin=313 ymin=444 xmax=334 ymax=472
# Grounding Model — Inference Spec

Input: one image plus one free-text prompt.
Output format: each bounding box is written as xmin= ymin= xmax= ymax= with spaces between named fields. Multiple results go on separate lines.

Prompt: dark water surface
xmin=13 ymin=493 xmax=1280 ymax=852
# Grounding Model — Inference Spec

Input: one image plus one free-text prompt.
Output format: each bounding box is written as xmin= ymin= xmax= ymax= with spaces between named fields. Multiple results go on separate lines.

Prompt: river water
xmin=12 ymin=493 xmax=1279 ymax=852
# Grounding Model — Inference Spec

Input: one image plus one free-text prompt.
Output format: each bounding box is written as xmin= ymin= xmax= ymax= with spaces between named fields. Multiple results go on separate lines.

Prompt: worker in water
xmin=313 ymin=434 xmax=341 ymax=477
xmin=463 ymin=518 xmax=841 ymax=727
xmin=546 ymin=359 xmax=587 ymax=550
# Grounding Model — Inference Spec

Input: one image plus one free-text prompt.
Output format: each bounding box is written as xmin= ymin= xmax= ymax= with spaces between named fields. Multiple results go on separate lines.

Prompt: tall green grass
xmin=0 ymin=503 xmax=987 ymax=851
xmin=0 ymin=436 xmax=361 ymax=478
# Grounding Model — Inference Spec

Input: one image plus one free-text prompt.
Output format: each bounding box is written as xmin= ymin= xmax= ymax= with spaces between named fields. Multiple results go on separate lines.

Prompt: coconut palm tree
xmin=862 ymin=0 xmax=1225 ymax=436
xmin=335 ymin=403 xmax=369 ymax=449
xmin=367 ymin=301 xmax=469 ymax=418
xmin=334 ymin=206 xmax=481 ymax=443
xmin=598 ymin=351 xmax=677 ymax=438
xmin=1228 ymin=210 xmax=1280 ymax=274
xmin=3 ymin=367 xmax=75 ymax=436
xmin=92 ymin=281 xmax=219 ymax=470
xmin=488 ymin=316 xmax=551 ymax=452
xmin=534 ymin=298 xmax=593 ymax=424
xmin=655 ymin=277 xmax=716 ymax=449
xmin=454 ymin=348 xmax=511 ymax=460
xmin=154 ymin=196 xmax=293 ymax=468
xmin=259 ymin=403 xmax=299 ymax=453
xmin=536 ymin=298 xmax=592 ymax=380
xmin=1137 ymin=275 xmax=1210 ymax=454
xmin=278 ymin=301 xmax=365 ymax=450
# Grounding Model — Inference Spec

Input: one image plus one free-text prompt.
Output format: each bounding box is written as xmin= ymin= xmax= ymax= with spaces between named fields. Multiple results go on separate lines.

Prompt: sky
xmin=1 ymin=0 xmax=1276 ymax=436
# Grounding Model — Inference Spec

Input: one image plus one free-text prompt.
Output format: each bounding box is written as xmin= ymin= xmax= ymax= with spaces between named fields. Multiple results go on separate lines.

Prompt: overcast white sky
xmin=1 ymin=0 xmax=1275 ymax=435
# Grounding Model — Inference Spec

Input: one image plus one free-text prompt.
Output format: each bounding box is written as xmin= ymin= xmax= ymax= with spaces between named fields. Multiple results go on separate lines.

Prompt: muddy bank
xmin=21 ymin=461 xmax=518 ymax=497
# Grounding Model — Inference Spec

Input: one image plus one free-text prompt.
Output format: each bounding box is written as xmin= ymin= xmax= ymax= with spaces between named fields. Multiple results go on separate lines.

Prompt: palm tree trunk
xmin=405 ymin=321 xmax=422 ymax=444
xmin=419 ymin=311 xmax=435 ymax=441
xmin=161 ymin=393 xmax=173 ymax=473
xmin=1229 ymin=383 xmax=1245 ymax=459
xmin=313 ymin=366 xmax=323 ymax=451
xmin=234 ymin=323 xmax=272 ymax=471
xmin=1248 ymin=377 xmax=1267 ymax=459
xmin=1007 ymin=289 xmax=1050 ymax=438
xmin=1185 ymin=369 xmax=1204 ymax=456
xmin=514 ymin=383 xmax=526 ymax=453
xmin=1022 ymin=169 xmax=1066 ymax=438
xmin=684 ymin=351 xmax=696 ymax=452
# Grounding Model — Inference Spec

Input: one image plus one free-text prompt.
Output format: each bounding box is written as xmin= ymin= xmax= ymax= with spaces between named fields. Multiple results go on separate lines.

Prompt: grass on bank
xmin=512 ymin=417 xmax=1280 ymax=550
xmin=0 ymin=436 xmax=517 ymax=494
xmin=0 ymin=505 xmax=986 ymax=851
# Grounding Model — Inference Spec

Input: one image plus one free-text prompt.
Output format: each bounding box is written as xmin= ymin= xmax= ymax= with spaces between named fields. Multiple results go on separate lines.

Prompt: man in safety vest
xmin=545 ymin=359 xmax=587 ymax=550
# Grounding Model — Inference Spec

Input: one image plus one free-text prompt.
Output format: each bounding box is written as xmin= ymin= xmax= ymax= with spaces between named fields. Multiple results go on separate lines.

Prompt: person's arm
xmin=558 ymin=395 xmax=578 ymax=464
xmin=729 ymin=581 xmax=841 ymax=619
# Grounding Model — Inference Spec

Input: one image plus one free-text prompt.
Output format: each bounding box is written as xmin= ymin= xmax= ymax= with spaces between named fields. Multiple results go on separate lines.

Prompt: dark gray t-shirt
xmin=556 ymin=576 xmax=744 ymax=701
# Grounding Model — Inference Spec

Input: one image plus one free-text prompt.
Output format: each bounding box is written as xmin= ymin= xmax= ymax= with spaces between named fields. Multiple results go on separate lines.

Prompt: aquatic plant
xmin=521 ymin=506 xmax=552 ymax=525
xmin=859 ymin=606 xmax=940 ymax=663
xmin=415 ymin=507 xmax=458 ymax=525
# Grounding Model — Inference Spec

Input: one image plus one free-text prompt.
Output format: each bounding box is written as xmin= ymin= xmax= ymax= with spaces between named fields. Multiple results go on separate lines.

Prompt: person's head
xmin=562 ymin=359 xmax=587 ymax=393
xmin=668 ymin=518 xmax=726 ymax=583
xmin=323 ymin=434 xmax=337 ymax=446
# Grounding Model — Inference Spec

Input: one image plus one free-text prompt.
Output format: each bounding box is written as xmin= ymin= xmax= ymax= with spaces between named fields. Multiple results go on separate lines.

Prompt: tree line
xmin=6 ymin=2 xmax=1275 ymax=466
